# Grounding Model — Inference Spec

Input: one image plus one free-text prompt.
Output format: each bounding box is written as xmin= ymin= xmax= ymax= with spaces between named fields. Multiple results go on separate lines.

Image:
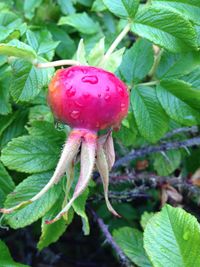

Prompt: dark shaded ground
xmin=0 ymin=215 xmax=120 ymax=267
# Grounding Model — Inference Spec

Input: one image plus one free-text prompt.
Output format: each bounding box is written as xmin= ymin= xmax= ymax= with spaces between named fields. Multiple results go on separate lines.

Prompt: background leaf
xmin=37 ymin=198 xmax=73 ymax=250
xmin=113 ymin=227 xmax=152 ymax=267
xmin=152 ymin=0 xmax=200 ymax=25
xmin=3 ymin=171 xmax=62 ymax=228
xmin=103 ymin=0 xmax=130 ymax=18
xmin=0 ymin=40 xmax=36 ymax=61
xmin=144 ymin=205 xmax=200 ymax=267
xmin=131 ymin=85 xmax=169 ymax=142
xmin=153 ymin=150 xmax=181 ymax=176
xmin=23 ymin=0 xmax=43 ymax=20
xmin=119 ymin=39 xmax=154 ymax=84
xmin=132 ymin=6 xmax=197 ymax=52
xmin=156 ymin=83 xmax=200 ymax=125
xmin=10 ymin=59 xmax=54 ymax=102
xmin=58 ymin=13 xmax=99 ymax=35
xmin=0 ymin=240 xmax=30 ymax=267
xmin=1 ymin=136 xmax=60 ymax=173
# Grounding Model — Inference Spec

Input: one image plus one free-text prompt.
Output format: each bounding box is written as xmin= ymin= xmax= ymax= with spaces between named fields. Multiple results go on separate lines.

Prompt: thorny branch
xmin=90 ymin=208 xmax=134 ymax=267
xmin=114 ymin=136 xmax=200 ymax=168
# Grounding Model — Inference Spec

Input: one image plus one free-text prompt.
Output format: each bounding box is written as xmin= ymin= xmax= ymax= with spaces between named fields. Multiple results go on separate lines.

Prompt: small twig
xmin=114 ymin=136 xmax=200 ymax=168
xmin=99 ymin=23 xmax=131 ymax=66
xmin=138 ymin=81 xmax=159 ymax=87
xmin=36 ymin=59 xmax=80 ymax=68
xmin=89 ymin=186 xmax=149 ymax=203
xmin=148 ymin=48 xmax=163 ymax=78
xmin=163 ymin=126 xmax=198 ymax=139
xmin=90 ymin=209 xmax=133 ymax=267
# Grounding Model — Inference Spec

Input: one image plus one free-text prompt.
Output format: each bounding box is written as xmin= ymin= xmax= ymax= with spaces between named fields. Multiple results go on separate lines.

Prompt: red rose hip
xmin=1 ymin=65 xmax=129 ymax=222
xmin=48 ymin=66 xmax=129 ymax=131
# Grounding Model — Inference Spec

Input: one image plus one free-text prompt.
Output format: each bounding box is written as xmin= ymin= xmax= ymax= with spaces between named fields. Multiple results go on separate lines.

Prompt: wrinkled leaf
xmin=144 ymin=205 xmax=200 ymax=267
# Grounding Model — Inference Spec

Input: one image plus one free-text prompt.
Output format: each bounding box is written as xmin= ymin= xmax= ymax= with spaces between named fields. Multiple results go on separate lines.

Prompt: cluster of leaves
xmin=0 ymin=0 xmax=200 ymax=266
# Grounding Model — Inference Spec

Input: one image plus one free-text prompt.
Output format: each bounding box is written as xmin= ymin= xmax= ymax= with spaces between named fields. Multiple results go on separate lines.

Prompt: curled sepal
xmin=96 ymin=141 xmax=120 ymax=217
xmin=0 ymin=130 xmax=81 ymax=214
xmin=98 ymin=131 xmax=115 ymax=170
xmin=45 ymin=131 xmax=97 ymax=224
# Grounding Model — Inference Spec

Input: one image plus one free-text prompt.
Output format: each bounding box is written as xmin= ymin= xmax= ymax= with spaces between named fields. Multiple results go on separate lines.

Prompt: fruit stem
xmin=100 ymin=23 xmax=131 ymax=65
xmin=36 ymin=59 xmax=81 ymax=68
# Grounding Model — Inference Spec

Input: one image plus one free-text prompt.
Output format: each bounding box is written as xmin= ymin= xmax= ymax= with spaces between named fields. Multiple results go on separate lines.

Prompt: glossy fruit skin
xmin=48 ymin=66 xmax=129 ymax=131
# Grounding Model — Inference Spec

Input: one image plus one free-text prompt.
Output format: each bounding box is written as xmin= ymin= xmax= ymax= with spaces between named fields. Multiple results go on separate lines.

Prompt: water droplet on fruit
xmin=104 ymin=93 xmax=111 ymax=101
xmin=82 ymin=69 xmax=88 ymax=74
xmin=118 ymin=86 xmax=124 ymax=96
xmin=66 ymin=70 xmax=74 ymax=78
xmin=66 ymin=87 xmax=76 ymax=97
xmin=121 ymin=103 xmax=126 ymax=111
xmin=106 ymin=86 xmax=110 ymax=91
xmin=75 ymin=100 xmax=84 ymax=107
xmin=70 ymin=110 xmax=80 ymax=119
xmin=82 ymin=75 xmax=98 ymax=84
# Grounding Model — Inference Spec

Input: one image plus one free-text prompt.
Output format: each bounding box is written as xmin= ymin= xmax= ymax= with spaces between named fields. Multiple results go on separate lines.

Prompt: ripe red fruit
xmin=48 ymin=66 xmax=129 ymax=131
xmin=0 ymin=65 xmax=129 ymax=223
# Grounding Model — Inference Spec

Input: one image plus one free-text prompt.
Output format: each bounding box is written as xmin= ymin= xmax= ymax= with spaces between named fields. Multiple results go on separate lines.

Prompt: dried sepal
xmin=96 ymin=139 xmax=120 ymax=217
xmin=45 ymin=132 xmax=97 ymax=224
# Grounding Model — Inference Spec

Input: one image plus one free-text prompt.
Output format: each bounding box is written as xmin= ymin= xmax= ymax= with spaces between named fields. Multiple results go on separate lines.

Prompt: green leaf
xmin=87 ymin=38 xmax=105 ymax=66
xmin=0 ymin=40 xmax=37 ymax=61
xmin=156 ymin=82 xmax=200 ymax=126
xmin=0 ymin=161 xmax=15 ymax=195
xmin=122 ymin=0 xmax=140 ymax=18
xmin=152 ymin=0 xmax=200 ymax=25
xmin=91 ymin=0 xmax=106 ymax=12
xmin=72 ymin=188 xmax=90 ymax=235
xmin=153 ymin=150 xmax=181 ymax=176
xmin=76 ymin=39 xmax=87 ymax=65
xmin=26 ymin=29 xmax=59 ymax=61
xmin=100 ymin=47 xmax=125 ymax=72
xmin=0 ymin=113 xmax=15 ymax=136
xmin=1 ymin=135 xmax=60 ymax=173
xmin=103 ymin=0 xmax=129 ymax=18
xmin=24 ymin=0 xmax=43 ymax=20
xmin=27 ymin=121 xmax=66 ymax=143
xmin=0 ymin=12 xmax=23 ymax=42
xmin=48 ymin=25 xmax=76 ymax=59
xmin=181 ymin=67 xmax=200 ymax=89
xmin=140 ymin=212 xmax=155 ymax=230
xmin=37 ymin=198 xmax=73 ymax=250
xmin=0 ymin=79 xmax=11 ymax=115
xmin=0 ymin=69 xmax=12 ymax=115
xmin=57 ymin=0 xmax=75 ymax=15
xmin=58 ymin=13 xmax=99 ymax=35
xmin=131 ymin=85 xmax=169 ymax=143
xmin=4 ymin=171 xmax=62 ymax=228
xmin=113 ymin=227 xmax=152 ymax=267
xmin=156 ymin=51 xmax=200 ymax=79
xmin=10 ymin=59 xmax=54 ymax=102
xmin=28 ymin=105 xmax=54 ymax=123
xmin=119 ymin=39 xmax=154 ymax=84
xmin=144 ymin=205 xmax=200 ymax=267
xmin=160 ymin=79 xmax=200 ymax=110
xmin=0 ymin=240 xmax=30 ymax=267
xmin=0 ymin=110 xmax=28 ymax=149
xmin=131 ymin=6 xmax=197 ymax=52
